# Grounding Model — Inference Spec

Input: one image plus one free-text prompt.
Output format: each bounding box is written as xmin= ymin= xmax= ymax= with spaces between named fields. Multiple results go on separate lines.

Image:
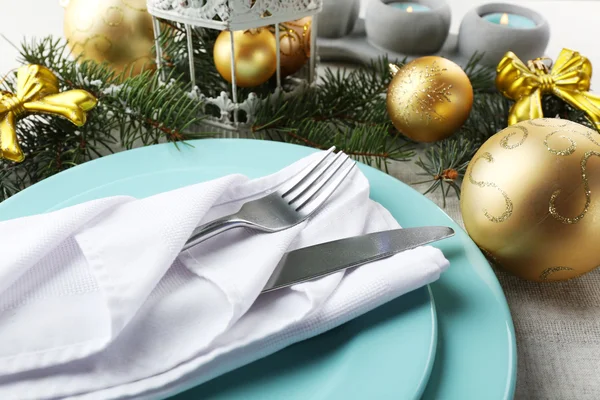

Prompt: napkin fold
xmin=0 ymin=151 xmax=449 ymax=400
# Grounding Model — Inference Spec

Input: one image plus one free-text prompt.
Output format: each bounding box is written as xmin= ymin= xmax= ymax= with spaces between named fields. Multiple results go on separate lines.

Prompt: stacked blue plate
xmin=0 ymin=139 xmax=516 ymax=399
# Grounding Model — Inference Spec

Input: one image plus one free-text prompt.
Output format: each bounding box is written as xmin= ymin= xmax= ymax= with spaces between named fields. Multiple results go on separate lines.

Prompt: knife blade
xmin=261 ymin=226 xmax=454 ymax=293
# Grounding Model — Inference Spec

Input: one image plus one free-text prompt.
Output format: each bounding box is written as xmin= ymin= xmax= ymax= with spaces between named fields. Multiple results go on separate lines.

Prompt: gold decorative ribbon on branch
xmin=0 ymin=65 xmax=97 ymax=162
xmin=496 ymin=48 xmax=600 ymax=129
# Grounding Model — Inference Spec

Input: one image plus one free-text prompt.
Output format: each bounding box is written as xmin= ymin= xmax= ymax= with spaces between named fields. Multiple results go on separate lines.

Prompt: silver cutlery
xmin=262 ymin=226 xmax=455 ymax=293
xmin=182 ymin=147 xmax=356 ymax=251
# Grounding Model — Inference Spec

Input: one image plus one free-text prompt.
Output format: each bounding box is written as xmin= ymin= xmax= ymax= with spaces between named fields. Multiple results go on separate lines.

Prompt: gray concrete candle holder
xmin=317 ymin=0 xmax=360 ymax=38
xmin=365 ymin=0 xmax=451 ymax=55
xmin=458 ymin=3 xmax=550 ymax=67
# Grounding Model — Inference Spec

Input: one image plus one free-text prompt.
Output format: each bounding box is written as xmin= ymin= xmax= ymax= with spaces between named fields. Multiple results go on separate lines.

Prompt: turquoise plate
xmin=0 ymin=140 xmax=437 ymax=399
xmin=0 ymin=139 xmax=516 ymax=399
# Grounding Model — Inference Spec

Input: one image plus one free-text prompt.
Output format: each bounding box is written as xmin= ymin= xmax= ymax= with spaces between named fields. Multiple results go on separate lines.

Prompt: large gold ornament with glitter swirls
xmin=0 ymin=65 xmax=97 ymax=163
xmin=386 ymin=56 xmax=473 ymax=143
xmin=63 ymin=0 xmax=155 ymax=77
xmin=460 ymin=118 xmax=600 ymax=282
xmin=497 ymin=49 xmax=600 ymax=129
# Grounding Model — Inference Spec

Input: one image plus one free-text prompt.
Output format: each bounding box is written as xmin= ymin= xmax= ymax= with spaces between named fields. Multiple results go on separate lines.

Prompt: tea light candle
xmin=389 ymin=2 xmax=431 ymax=12
xmin=482 ymin=12 xmax=536 ymax=29
xmin=457 ymin=3 xmax=549 ymax=66
xmin=365 ymin=0 xmax=451 ymax=55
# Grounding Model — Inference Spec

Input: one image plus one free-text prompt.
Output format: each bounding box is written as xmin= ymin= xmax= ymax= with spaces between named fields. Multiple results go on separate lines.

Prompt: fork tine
xmin=286 ymin=151 xmax=344 ymax=203
xmin=295 ymin=156 xmax=356 ymax=213
xmin=279 ymin=146 xmax=335 ymax=197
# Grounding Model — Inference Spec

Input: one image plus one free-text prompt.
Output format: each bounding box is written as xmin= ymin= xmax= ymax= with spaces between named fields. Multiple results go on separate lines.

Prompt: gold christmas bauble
xmin=213 ymin=28 xmax=277 ymax=88
xmin=278 ymin=17 xmax=311 ymax=77
xmin=387 ymin=56 xmax=473 ymax=142
xmin=63 ymin=0 xmax=155 ymax=77
xmin=460 ymin=118 xmax=600 ymax=281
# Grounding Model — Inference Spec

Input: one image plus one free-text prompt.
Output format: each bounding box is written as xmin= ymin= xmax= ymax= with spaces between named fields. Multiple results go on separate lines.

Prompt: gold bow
xmin=0 ymin=65 xmax=97 ymax=162
xmin=496 ymin=49 xmax=600 ymax=128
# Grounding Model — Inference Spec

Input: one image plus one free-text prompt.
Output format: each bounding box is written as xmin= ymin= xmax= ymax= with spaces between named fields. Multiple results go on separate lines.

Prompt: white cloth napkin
xmin=0 ymin=151 xmax=449 ymax=400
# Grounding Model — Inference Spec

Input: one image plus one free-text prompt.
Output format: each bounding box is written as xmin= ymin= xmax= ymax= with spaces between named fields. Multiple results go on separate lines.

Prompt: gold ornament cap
xmin=389 ymin=63 xmax=401 ymax=77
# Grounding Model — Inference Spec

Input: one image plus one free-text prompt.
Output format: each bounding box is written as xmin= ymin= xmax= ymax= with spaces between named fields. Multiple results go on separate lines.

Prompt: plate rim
xmin=0 ymin=138 xmax=517 ymax=397
xmin=359 ymin=154 xmax=517 ymax=399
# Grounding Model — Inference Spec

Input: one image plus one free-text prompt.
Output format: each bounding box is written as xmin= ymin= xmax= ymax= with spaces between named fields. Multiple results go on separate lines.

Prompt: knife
xmin=261 ymin=226 xmax=454 ymax=293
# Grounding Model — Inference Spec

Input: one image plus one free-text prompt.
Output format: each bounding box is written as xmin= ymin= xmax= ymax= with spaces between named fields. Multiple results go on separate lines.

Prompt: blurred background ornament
xmin=387 ymin=56 xmax=473 ymax=142
xmin=213 ymin=28 xmax=277 ymax=88
xmin=460 ymin=118 xmax=600 ymax=281
xmin=63 ymin=0 xmax=155 ymax=77
xmin=277 ymin=17 xmax=312 ymax=77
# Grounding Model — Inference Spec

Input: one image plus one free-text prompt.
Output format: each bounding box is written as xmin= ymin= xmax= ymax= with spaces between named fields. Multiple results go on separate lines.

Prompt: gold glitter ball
xmin=213 ymin=28 xmax=277 ymax=88
xmin=460 ymin=118 xmax=600 ymax=281
xmin=387 ymin=56 xmax=473 ymax=142
xmin=63 ymin=0 xmax=155 ymax=77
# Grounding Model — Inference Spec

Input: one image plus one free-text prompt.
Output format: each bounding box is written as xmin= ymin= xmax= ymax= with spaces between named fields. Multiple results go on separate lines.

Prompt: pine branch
xmin=0 ymin=36 xmax=209 ymax=201
xmin=159 ymin=21 xmax=226 ymax=98
xmin=251 ymin=57 xmax=414 ymax=168
xmin=463 ymin=52 xmax=496 ymax=93
xmin=4 ymin=33 xmax=598 ymax=208
xmin=414 ymin=136 xmax=474 ymax=207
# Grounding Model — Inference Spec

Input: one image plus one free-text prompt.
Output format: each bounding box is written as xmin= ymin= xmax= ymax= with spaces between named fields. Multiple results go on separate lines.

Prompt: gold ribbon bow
xmin=496 ymin=49 xmax=600 ymax=128
xmin=0 ymin=65 xmax=97 ymax=162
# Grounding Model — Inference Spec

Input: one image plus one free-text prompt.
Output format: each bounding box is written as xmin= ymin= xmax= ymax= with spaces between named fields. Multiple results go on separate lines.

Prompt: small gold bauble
xmin=63 ymin=0 xmax=155 ymax=77
xmin=460 ymin=118 xmax=600 ymax=281
xmin=278 ymin=17 xmax=311 ymax=77
xmin=213 ymin=28 xmax=277 ymax=88
xmin=387 ymin=56 xmax=473 ymax=142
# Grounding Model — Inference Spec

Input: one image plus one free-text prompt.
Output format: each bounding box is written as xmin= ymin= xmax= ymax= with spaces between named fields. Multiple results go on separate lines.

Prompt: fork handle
xmin=181 ymin=214 xmax=244 ymax=251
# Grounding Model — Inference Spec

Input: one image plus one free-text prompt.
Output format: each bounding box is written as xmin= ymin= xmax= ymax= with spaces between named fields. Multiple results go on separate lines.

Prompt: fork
xmin=181 ymin=147 xmax=356 ymax=251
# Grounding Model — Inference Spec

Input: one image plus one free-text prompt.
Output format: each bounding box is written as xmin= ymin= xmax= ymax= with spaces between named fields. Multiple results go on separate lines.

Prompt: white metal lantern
xmin=147 ymin=0 xmax=323 ymax=133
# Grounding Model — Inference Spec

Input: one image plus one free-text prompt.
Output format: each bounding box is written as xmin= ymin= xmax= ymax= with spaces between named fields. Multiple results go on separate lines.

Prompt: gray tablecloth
xmin=387 ymin=156 xmax=600 ymax=400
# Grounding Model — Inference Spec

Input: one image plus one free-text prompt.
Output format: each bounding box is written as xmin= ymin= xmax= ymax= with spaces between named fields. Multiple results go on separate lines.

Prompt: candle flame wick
xmin=406 ymin=5 xmax=413 ymax=12
xmin=500 ymin=13 xmax=509 ymax=25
